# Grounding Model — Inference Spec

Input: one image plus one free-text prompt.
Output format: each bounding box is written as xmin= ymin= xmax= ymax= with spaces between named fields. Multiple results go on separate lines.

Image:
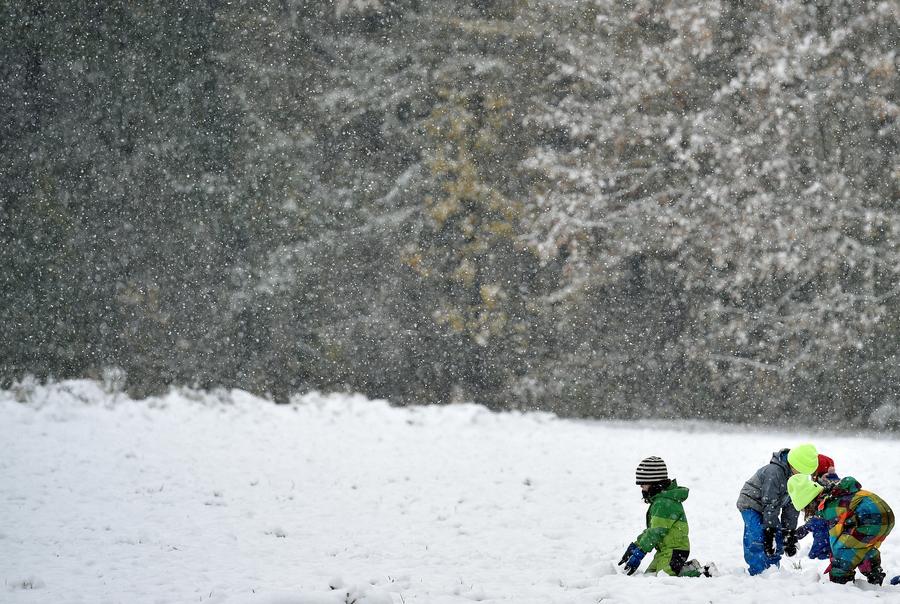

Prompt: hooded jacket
xmin=819 ymin=476 xmax=894 ymax=544
xmin=815 ymin=476 xmax=895 ymax=579
xmin=736 ymin=449 xmax=799 ymax=530
xmin=636 ymin=480 xmax=691 ymax=560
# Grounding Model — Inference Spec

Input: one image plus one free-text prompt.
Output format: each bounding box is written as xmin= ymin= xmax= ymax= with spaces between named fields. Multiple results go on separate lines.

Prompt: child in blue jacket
xmin=796 ymin=454 xmax=838 ymax=559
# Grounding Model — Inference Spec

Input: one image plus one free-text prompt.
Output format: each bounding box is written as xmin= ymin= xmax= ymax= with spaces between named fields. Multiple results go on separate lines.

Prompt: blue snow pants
xmin=742 ymin=509 xmax=783 ymax=575
xmin=807 ymin=517 xmax=831 ymax=560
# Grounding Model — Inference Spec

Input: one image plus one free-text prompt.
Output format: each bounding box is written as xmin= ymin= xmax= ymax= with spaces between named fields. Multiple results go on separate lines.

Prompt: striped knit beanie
xmin=635 ymin=456 xmax=668 ymax=485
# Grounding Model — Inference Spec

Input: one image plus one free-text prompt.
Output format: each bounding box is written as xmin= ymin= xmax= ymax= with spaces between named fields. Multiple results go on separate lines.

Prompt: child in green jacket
xmin=618 ymin=456 xmax=713 ymax=577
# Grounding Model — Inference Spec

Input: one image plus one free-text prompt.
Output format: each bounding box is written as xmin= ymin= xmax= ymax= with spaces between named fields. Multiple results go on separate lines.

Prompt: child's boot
xmin=681 ymin=559 xmax=716 ymax=578
xmin=862 ymin=564 xmax=886 ymax=586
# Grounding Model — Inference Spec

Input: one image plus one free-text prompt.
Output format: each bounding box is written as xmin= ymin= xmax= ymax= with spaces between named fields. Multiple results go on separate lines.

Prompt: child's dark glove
xmin=783 ymin=529 xmax=798 ymax=557
xmin=890 ymin=575 xmax=899 ymax=585
xmin=618 ymin=543 xmax=638 ymax=566
xmin=794 ymin=522 xmax=810 ymax=540
xmin=623 ymin=545 xmax=647 ymax=575
xmin=763 ymin=527 xmax=777 ymax=558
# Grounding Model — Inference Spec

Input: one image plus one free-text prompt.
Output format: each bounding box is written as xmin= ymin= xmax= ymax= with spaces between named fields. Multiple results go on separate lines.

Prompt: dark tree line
xmin=2 ymin=0 xmax=898 ymax=427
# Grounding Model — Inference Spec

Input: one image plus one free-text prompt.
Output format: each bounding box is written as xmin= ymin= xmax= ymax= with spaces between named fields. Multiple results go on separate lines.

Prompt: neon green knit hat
xmin=787 ymin=443 xmax=819 ymax=474
xmin=787 ymin=474 xmax=824 ymax=511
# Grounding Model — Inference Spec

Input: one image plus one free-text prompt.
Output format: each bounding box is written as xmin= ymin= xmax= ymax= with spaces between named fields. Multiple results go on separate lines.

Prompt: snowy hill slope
xmin=2 ymin=381 xmax=899 ymax=603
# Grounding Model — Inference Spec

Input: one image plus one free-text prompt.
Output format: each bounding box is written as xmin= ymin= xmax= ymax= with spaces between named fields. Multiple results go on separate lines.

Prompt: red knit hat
xmin=815 ymin=454 xmax=835 ymax=478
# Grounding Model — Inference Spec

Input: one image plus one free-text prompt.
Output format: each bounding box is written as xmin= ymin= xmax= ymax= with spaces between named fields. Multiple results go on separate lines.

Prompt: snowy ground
xmin=2 ymin=382 xmax=900 ymax=604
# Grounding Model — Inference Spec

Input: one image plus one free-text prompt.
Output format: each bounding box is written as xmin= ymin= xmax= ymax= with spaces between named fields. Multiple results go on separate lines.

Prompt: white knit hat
xmin=635 ymin=456 xmax=668 ymax=485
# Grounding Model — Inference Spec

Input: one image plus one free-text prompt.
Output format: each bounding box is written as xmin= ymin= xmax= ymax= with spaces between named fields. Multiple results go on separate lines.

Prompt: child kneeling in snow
xmin=788 ymin=473 xmax=894 ymax=585
xmin=617 ymin=456 xmax=713 ymax=577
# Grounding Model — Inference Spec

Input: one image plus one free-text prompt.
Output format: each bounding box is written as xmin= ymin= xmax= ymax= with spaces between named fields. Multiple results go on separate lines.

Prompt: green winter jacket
xmin=636 ymin=480 xmax=692 ymax=575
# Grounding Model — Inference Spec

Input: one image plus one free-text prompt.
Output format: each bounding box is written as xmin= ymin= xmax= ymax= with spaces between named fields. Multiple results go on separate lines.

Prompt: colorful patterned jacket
xmin=818 ymin=476 xmax=894 ymax=561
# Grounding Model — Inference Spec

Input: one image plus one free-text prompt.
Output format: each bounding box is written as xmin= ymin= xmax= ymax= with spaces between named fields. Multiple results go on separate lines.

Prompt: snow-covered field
xmin=2 ymin=381 xmax=899 ymax=604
